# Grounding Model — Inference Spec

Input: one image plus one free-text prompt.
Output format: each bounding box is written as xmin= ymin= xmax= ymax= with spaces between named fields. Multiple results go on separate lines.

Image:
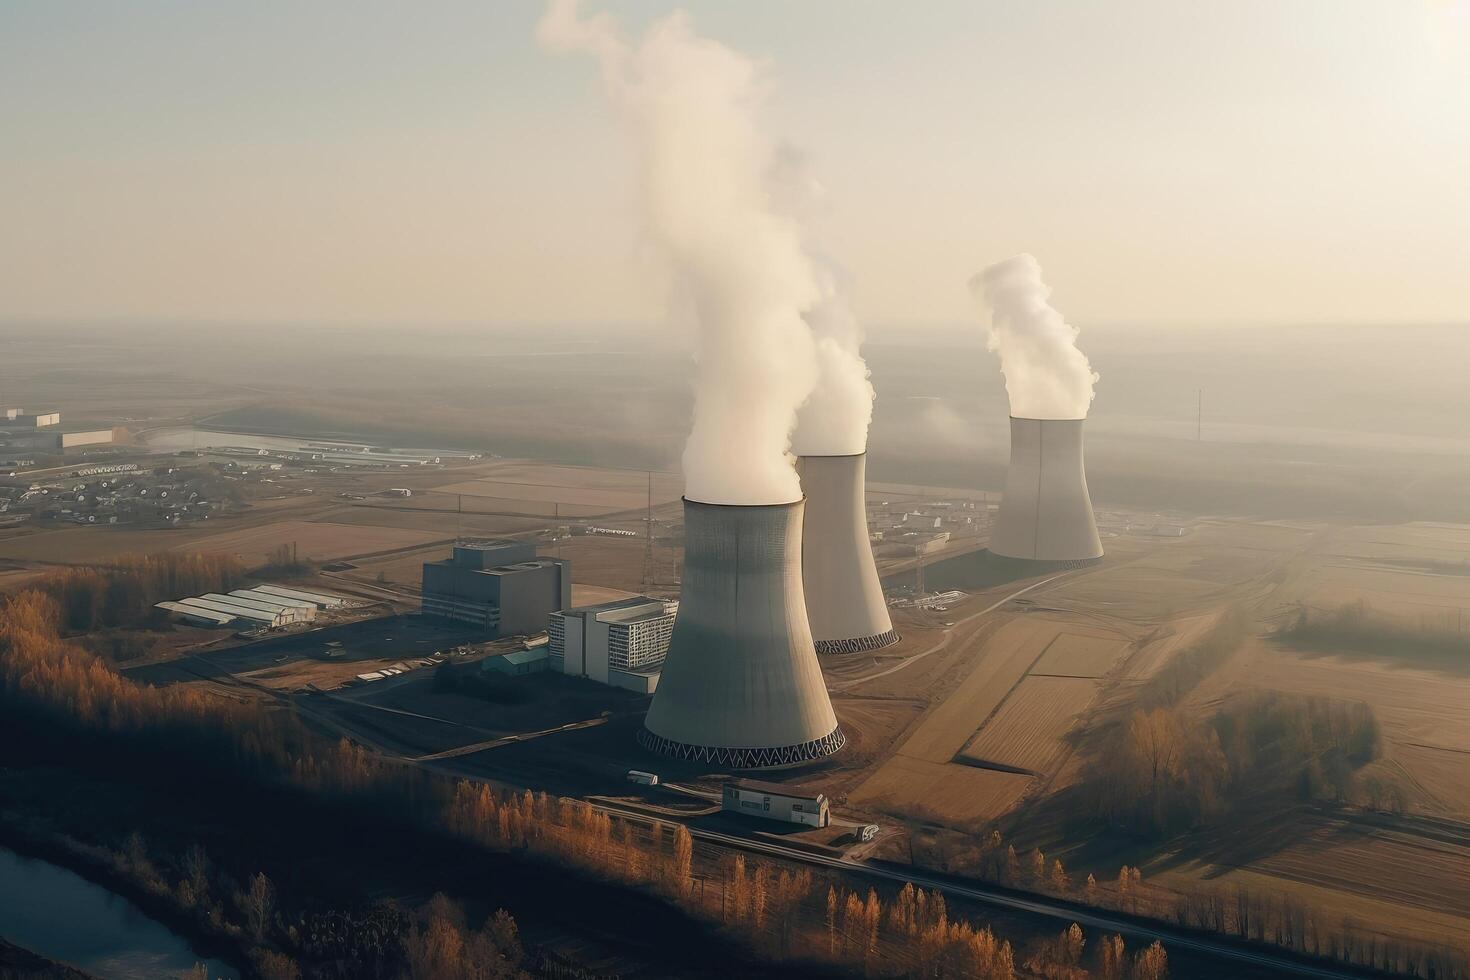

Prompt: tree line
xmin=1278 ymin=600 xmax=1470 ymax=673
xmin=30 ymin=552 xmax=245 ymax=633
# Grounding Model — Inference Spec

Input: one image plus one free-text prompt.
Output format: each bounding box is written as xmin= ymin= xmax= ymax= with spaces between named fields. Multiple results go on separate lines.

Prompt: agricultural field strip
xmin=848 ymin=620 xmax=1071 ymax=825
xmin=959 ymin=675 xmax=1099 ymax=774
xmin=1029 ymin=630 xmax=1131 ymax=678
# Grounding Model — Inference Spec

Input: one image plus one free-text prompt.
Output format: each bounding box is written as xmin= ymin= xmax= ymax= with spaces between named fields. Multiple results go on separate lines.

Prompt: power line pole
xmin=1197 ymin=389 xmax=1203 ymax=442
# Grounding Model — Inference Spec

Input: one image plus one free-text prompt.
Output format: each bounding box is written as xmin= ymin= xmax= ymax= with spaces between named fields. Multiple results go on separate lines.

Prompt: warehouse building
xmin=198 ymin=591 xmax=315 ymax=625
xmin=548 ymin=595 xmax=676 ymax=694
xmin=421 ymin=540 xmax=571 ymax=638
xmin=252 ymin=584 xmax=349 ymax=609
xmin=173 ymin=596 xmax=285 ymax=628
xmin=153 ymin=582 xmax=343 ymax=629
xmin=721 ymin=779 xmax=830 ymax=828
xmin=154 ymin=601 xmax=236 ymax=628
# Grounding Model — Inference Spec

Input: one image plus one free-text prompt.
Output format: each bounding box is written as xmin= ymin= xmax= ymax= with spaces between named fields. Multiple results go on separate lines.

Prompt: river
xmin=0 ymin=847 xmax=238 ymax=980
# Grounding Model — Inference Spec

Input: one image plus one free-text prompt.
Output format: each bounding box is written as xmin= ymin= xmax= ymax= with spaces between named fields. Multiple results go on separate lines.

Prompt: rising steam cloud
xmin=539 ymin=0 xmax=832 ymax=505
xmin=791 ymin=261 xmax=875 ymax=457
xmin=971 ymin=254 xmax=1098 ymax=420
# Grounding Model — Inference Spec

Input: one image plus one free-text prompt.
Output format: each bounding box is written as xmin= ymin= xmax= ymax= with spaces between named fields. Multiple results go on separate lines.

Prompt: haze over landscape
xmin=1 ymin=3 xmax=1469 ymax=980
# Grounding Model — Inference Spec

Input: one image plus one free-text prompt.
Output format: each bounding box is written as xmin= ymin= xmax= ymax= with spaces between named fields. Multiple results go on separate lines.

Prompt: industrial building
xmin=640 ymin=499 xmax=845 ymax=769
xmin=421 ymin=540 xmax=571 ymax=637
xmin=721 ymin=779 xmax=830 ymax=828
xmin=3 ymin=410 xmax=60 ymax=428
xmin=198 ymin=591 xmax=315 ymax=625
xmin=174 ymin=596 xmax=288 ymax=628
xmin=154 ymin=583 xmax=342 ymax=629
xmin=153 ymin=601 xmax=236 ymax=628
xmin=252 ymin=584 xmax=349 ymax=609
xmin=990 ymin=417 xmax=1103 ymax=563
xmin=549 ymin=595 xmax=677 ymax=694
xmin=483 ymin=647 xmax=551 ymax=676
xmin=796 ymin=453 xmax=898 ymax=654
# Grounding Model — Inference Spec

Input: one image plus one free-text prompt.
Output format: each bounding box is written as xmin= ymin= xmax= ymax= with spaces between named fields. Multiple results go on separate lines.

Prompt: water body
xmin=0 ymin=847 xmax=238 ymax=980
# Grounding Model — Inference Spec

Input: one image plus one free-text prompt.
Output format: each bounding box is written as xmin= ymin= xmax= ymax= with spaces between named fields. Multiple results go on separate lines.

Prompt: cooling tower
xmin=640 ymin=498 xmax=845 ymax=769
xmin=796 ymin=453 xmax=898 ymax=654
xmin=990 ymin=417 xmax=1103 ymax=563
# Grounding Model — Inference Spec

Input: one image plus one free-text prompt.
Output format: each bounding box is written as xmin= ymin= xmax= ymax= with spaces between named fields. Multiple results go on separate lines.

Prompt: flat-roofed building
xmin=548 ymin=595 xmax=676 ymax=694
xmin=421 ymin=540 xmax=570 ymax=637
xmin=482 ymin=647 xmax=550 ymax=676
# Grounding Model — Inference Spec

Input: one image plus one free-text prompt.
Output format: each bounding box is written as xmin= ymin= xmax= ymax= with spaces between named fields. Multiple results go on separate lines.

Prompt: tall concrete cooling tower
xmin=797 ymin=453 xmax=898 ymax=654
xmin=990 ymin=417 xmax=1103 ymax=563
xmin=639 ymin=498 xmax=845 ymax=769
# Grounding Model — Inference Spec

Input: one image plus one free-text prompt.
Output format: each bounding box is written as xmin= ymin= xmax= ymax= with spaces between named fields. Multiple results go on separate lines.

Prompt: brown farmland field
xmin=1030 ymin=630 xmax=1131 ymax=678
xmin=959 ymin=675 xmax=1098 ymax=774
xmin=176 ymin=521 xmax=447 ymax=565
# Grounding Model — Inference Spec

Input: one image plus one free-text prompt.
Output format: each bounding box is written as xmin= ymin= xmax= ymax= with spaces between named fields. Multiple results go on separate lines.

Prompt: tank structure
xmin=989 ymin=417 xmax=1103 ymax=563
xmin=639 ymin=498 xmax=845 ymax=769
xmin=796 ymin=453 xmax=898 ymax=654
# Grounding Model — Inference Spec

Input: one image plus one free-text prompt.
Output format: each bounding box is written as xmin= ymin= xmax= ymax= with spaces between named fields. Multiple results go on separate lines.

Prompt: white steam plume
xmin=770 ymin=150 xmax=875 ymax=458
xmin=970 ymin=254 xmax=1098 ymax=420
xmin=791 ymin=261 xmax=875 ymax=457
xmin=538 ymin=0 xmax=821 ymax=505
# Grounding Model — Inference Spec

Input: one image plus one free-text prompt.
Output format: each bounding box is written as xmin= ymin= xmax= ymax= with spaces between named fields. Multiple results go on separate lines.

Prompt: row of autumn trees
xmin=439 ymin=781 xmax=1170 ymax=978
xmin=1071 ymin=606 xmax=1382 ymax=837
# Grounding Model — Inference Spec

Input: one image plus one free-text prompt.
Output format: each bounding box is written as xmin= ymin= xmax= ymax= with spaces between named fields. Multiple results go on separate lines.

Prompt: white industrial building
xmin=154 ymin=582 xmax=345 ymax=629
xmin=721 ymin=779 xmax=830 ymax=828
xmin=251 ymin=583 xmax=350 ymax=609
xmin=990 ymin=417 xmax=1103 ymax=563
xmin=549 ymin=595 xmax=676 ymax=694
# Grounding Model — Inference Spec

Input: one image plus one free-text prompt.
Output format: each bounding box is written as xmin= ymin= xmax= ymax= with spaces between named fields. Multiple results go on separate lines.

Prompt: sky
xmin=1 ymin=0 xmax=1466 ymax=329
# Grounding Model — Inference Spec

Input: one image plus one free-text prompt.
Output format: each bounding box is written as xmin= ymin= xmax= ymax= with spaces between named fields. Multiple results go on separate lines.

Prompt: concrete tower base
xmin=641 ymin=498 xmax=844 ymax=769
xmin=797 ymin=453 xmax=899 ymax=655
xmin=990 ymin=417 xmax=1103 ymax=563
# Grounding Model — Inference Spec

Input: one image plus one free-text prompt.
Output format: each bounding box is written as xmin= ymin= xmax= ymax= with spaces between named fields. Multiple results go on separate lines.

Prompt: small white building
xmin=548 ymin=595 xmax=677 ymax=694
xmin=721 ymin=779 xmax=830 ymax=828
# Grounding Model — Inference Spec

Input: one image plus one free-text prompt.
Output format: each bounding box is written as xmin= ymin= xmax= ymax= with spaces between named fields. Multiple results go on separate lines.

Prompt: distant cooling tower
xmin=797 ymin=454 xmax=898 ymax=654
xmin=990 ymin=417 xmax=1103 ymax=563
xmin=640 ymin=498 xmax=845 ymax=769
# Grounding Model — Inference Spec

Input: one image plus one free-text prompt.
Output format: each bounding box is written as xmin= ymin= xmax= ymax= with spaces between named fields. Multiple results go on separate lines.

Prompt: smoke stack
xmin=989 ymin=417 xmax=1103 ymax=563
xmin=796 ymin=453 xmax=898 ymax=653
xmin=640 ymin=498 xmax=845 ymax=769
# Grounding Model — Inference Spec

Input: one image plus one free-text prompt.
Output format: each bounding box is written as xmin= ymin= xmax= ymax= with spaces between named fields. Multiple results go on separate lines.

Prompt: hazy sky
xmin=2 ymin=1 xmax=1466 ymax=328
